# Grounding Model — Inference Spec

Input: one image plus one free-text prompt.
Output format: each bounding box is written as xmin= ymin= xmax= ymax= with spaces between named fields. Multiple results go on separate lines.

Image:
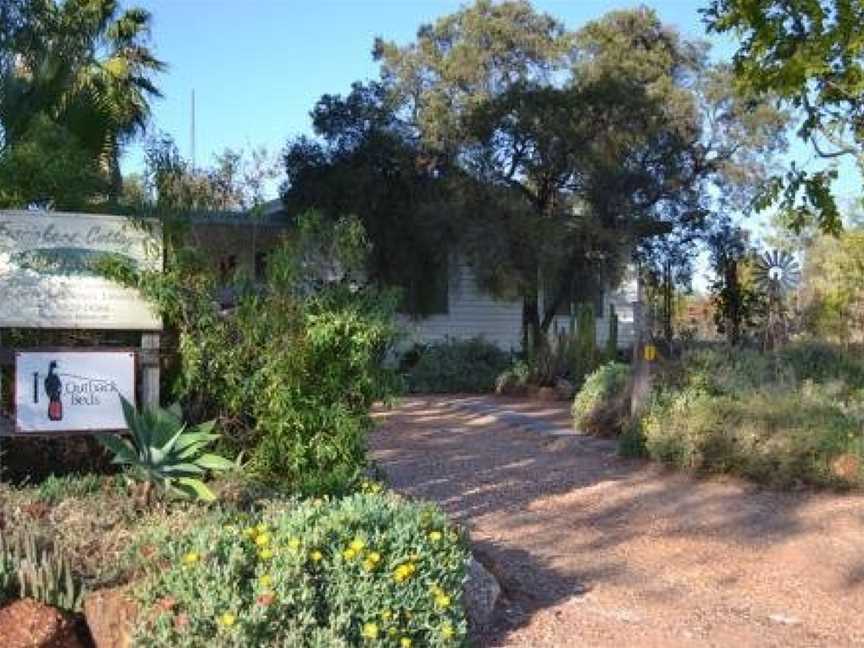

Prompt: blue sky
xmin=127 ymin=0 xmax=738 ymax=183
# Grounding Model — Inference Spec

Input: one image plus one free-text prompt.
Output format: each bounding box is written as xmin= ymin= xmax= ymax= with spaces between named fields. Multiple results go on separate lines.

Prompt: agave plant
xmin=98 ymin=398 xmax=233 ymax=503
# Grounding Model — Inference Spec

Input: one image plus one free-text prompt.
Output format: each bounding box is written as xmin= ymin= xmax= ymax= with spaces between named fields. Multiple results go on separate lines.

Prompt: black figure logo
xmin=44 ymin=361 xmax=63 ymax=421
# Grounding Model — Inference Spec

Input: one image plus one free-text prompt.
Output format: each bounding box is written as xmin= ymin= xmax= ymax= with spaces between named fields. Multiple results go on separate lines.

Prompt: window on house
xmin=397 ymin=257 xmax=449 ymax=317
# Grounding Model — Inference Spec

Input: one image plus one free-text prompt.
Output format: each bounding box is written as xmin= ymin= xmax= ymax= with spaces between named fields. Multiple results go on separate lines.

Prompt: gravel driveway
xmin=370 ymin=395 xmax=864 ymax=647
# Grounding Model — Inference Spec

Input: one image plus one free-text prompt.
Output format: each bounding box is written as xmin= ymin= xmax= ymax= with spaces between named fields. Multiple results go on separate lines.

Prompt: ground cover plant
xmin=130 ymin=492 xmax=469 ymax=647
xmin=622 ymin=342 xmax=864 ymax=488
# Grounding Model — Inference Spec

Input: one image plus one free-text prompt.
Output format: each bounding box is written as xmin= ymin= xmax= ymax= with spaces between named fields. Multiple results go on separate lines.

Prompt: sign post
xmin=0 ymin=210 xmax=164 ymax=436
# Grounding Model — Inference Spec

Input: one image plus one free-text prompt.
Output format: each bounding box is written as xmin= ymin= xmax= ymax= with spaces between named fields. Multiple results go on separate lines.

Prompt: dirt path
xmin=370 ymin=395 xmax=864 ymax=647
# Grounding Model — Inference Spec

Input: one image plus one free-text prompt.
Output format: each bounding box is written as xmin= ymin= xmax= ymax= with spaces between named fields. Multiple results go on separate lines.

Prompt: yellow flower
xmin=400 ymin=638 xmax=413 ymax=648
xmin=219 ymin=612 xmax=236 ymax=627
xmin=435 ymin=593 xmax=452 ymax=609
xmin=287 ymin=537 xmax=301 ymax=551
xmin=259 ymin=574 xmax=272 ymax=588
xmin=350 ymin=537 xmax=366 ymax=552
xmin=430 ymin=583 xmax=443 ymax=596
xmin=258 ymin=548 xmax=273 ymax=560
xmin=310 ymin=549 xmax=323 ymax=562
xmin=256 ymin=523 xmax=269 ymax=534
xmin=255 ymin=533 xmax=271 ymax=547
xmin=393 ymin=562 xmax=417 ymax=583
xmin=381 ymin=609 xmax=392 ymax=621
xmin=428 ymin=530 xmax=443 ymax=542
xmin=440 ymin=623 xmax=455 ymax=640
xmin=366 ymin=551 xmax=381 ymax=564
xmin=343 ymin=547 xmax=358 ymax=560
xmin=182 ymin=552 xmax=199 ymax=565
xmin=361 ymin=622 xmax=379 ymax=640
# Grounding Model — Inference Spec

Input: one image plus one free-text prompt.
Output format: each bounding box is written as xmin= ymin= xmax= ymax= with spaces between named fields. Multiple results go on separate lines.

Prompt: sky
xmin=127 ymin=0 xmax=737 ymax=182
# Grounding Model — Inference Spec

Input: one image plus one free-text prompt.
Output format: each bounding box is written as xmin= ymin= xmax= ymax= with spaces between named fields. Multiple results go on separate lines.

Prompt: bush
xmin=131 ymin=493 xmax=470 ymax=647
xmin=571 ymin=362 xmax=630 ymax=435
xmin=101 ymin=212 xmax=400 ymax=493
xmin=405 ymin=337 xmax=512 ymax=393
xmin=633 ymin=342 xmax=864 ymax=488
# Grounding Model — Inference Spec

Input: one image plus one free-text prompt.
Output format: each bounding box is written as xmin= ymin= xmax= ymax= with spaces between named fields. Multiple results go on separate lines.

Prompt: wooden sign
xmin=14 ymin=350 xmax=136 ymax=433
xmin=0 ymin=210 xmax=162 ymax=330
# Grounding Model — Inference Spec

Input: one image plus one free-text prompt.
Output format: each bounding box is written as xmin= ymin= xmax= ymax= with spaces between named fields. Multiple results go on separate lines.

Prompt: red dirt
xmin=371 ymin=395 xmax=864 ymax=647
xmin=0 ymin=598 xmax=86 ymax=648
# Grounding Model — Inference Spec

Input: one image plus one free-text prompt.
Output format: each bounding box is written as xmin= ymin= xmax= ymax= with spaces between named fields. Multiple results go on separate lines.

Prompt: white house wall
xmin=398 ymin=259 xmax=637 ymax=352
xmin=397 ymin=261 xmax=524 ymax=352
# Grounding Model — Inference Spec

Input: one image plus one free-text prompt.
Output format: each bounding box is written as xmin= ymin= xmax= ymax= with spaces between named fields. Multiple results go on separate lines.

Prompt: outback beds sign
xmin=0 ymin=210 xmax=162 ymax=329
xmin=14 ymin=351 xmax=135 ymax=433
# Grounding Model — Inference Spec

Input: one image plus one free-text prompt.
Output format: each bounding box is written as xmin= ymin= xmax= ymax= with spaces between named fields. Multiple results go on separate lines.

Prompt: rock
xmin=555 ymin=378 xmax=576 ymax=400
xmin=463 ymin=556 xmax=502 ymax=630
xmin=84 ymin=586 xmax=138 ymax=648
xmin=768 ymin=613 xmax=801 ymax=626
xmin=0 ymin=598 xmax=85 ymax=648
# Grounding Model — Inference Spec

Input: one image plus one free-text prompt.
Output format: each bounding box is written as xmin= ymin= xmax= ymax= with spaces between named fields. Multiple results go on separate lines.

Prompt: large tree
xmin=283 ymin=2 xmax=786 ymax=348
xmin=376 ymin=4 xmax=785 ymax=346
xmin=704 ymin=0 xmax=864 ymax=233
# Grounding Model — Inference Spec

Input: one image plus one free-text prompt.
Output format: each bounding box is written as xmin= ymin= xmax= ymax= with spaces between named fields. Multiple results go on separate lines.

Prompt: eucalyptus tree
xmin=284 ymin=2 xmax=786 ymax=348
xmin=374 ymin=3 xmax=786 ymax=347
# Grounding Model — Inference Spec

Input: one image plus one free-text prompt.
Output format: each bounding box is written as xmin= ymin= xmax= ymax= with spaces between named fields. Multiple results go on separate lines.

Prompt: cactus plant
xmin=0 ymin=527 xmax=84 ymax=611
xmin=98 ymin=397 xmax=234 ymax=503
xmin=606 ymin=304 xmax=619 ymax=360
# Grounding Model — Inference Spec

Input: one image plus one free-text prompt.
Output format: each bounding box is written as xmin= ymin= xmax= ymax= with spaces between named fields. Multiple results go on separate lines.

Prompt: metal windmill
xmin=752 ymin=249 xmax=801 ymax=296
xmin=753 ymin=249 xmax=801 ymax=350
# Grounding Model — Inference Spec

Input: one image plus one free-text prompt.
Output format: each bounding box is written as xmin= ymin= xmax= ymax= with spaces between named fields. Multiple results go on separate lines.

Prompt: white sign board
xmin=0 ymin=210 xmax=162 ymax=329
xmin=15 ymin=351 xmax=135 ymax=433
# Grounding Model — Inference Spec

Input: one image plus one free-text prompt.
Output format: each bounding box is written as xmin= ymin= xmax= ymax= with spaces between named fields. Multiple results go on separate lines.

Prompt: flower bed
xmin=130 ymin=492 xmax=470 ymax=646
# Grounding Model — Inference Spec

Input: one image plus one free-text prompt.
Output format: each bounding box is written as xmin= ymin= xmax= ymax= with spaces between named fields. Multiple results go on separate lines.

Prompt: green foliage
xmin=0 ymin=0 xmax=165 ymax=204
xmin=574 ymin=303 xmax=597 ymax=381
xmin=0 ymin=528 xmax=84 ymax=612
xmin=704 ymin=0 xmax=863 ymax=234
xmin=494 ymin=361 xmax=533 ymax=395
xmin=98 ymin=398 xmax=233 ymax=503
xmin=633 ymin=344 xmax=864 ymax=487
xmin=0 ymin=114 xmax=109 ymax=209
xmin=572 ymin=362 xmax=630 ymax=434
xmin=800 ymin=228 xmax=864 ymax=343
xmin=605 ymin=304 xmax=619 ymax=360
xmin=131 ymin=493 xmax=469 ymax=647
xmin=100 ymin=211 xmax=399 ymax=492
xmin=706 ymin=219 xmax=766 ymax=344
xmin=406 ymin=338 xmax=512 ymax=393
xmin=36 ymin=473 xmax=103 ymax=505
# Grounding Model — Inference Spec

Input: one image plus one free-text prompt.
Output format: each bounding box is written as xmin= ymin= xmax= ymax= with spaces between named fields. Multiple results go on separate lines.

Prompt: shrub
xmin=571 ymin=362 xmax=630 ymax=435
xmin=100 ymin=212 xmax=400 ymax=493
xmin=633 ymin=342 xmax=864 ymax=488
xmin=406 ymin=337 xmax=511 ymax=393
xmin=131 ymin=493 xmax=469 ymax=647
xmin=494 ymin=361 xmax=532 ymax=395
